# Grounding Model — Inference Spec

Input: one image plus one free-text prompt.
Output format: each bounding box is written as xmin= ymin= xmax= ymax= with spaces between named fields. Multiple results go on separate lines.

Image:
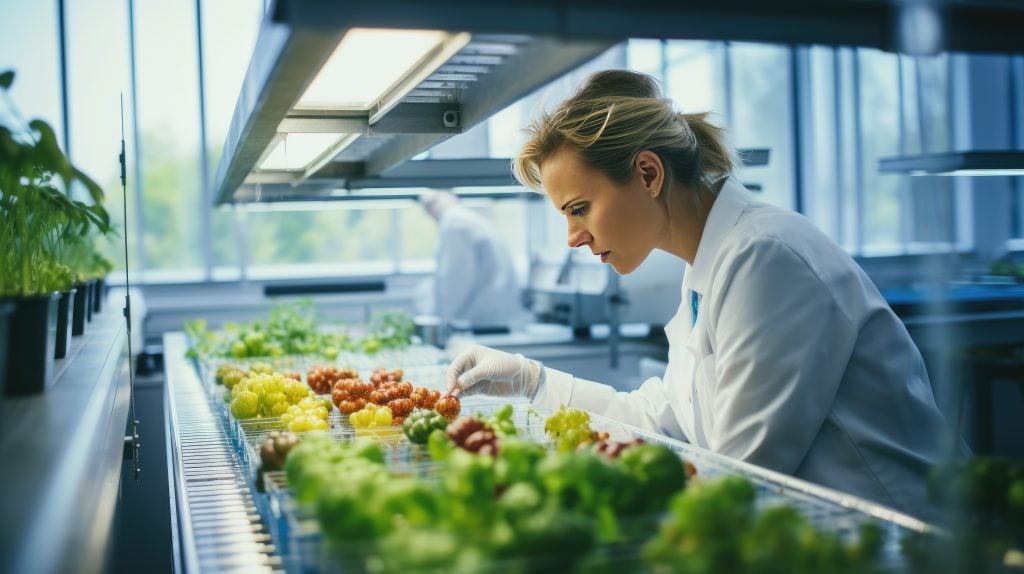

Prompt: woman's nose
xmin=567 ymin=224 xmax=592 ymax=248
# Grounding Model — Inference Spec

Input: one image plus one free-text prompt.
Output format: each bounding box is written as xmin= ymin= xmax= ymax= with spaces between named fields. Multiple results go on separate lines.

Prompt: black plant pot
xmin=92 ymin=277 xmax=105 ymax=314
xmin=72 ymin=282 xmax=88 ymax=335
xmin=5 ymin=292 xmax=60 ymax=396
xmin=56 ymin=289 xmax=76 ymax=359
xmin=85 ymin=280 xmax=94 ymax=323
xmin=0 ymin=301 xmax=13 ymax=398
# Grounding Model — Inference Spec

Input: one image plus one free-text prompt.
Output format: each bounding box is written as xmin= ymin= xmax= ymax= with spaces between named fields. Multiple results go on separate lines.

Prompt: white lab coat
xmin=434 ymin=205 xmax=523 ymax=329
xmin=533 ymin=177 xmax=955 ymax=521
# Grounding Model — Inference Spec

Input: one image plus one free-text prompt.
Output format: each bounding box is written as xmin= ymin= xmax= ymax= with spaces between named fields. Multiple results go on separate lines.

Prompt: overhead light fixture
xmin=296 ymin=28 xmax=470 ymax=113
xmin=879 ymin=150 xmax=1024 ymax=176
xmin=258 ymin=132 xmax=357 ymax=172
xmin=252 ymin=28 xmax=470 ymax=181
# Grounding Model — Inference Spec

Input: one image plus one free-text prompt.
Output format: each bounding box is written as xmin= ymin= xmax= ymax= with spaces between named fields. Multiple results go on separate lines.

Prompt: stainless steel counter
xmin=164 ymin=333 xmax=282 ymax=573
xmin=0 ymin=305 xmax=130 ymax=574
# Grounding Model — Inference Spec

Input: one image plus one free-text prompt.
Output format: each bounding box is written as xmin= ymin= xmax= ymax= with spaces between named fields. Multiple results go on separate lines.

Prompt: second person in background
xmin=418 ymin=189 xmax=525 ymax=334
xmin=446 ymin=69 xmax=960 ymax=521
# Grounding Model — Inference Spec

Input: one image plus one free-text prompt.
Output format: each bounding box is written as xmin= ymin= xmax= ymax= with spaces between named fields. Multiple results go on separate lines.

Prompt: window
xmin=244 ymin=205 xmax=396 ymax=278
xmin=664 ymin=41 xmax=725 ymax=115
xmin=133 ymin=0 xmax=204 ymax=275
xmin=0 ymin=2 xmax=63 ymax=142
xmin=200 ymin=0 xmax=264 ymax=271
xmin=858 ymin=49 xmax=904 ymax=253
xmin=801 ymin=47 xmax=957 ymax=254
xmin=65 ymin=0 xmax=133 ymax=270
xmin=728 ymin=42 xmax=795 ymax=210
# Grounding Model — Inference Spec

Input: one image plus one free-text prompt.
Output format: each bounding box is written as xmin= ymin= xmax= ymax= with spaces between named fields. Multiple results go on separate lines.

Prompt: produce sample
xmin=434 ymin=395 xmax=461 ymax=421
xmin=544 ymin=405 xmax=601 ymax=452
xmin=349 ymin=403 xmax=394 ymax=428
xmin=402 ymin=410 xmax=450 ymax=444
xmin=280 ymin=396 xmax=332 ymax=432
xmin=307 ymin=365 xmax=359 ymax=394
xmin=644 ymin=476 xmax=882 ymax=572
xmin=902 ymin=456 xmax=1024 ymax=573
xmin=185 ymin=302 xmax=416 ymax=360
xmin=257 ymin=430 xmax=300 ymax=491
xmin=411 ymin=387 xmax=441 ymax=409
xmin=224 ymin=368 xmax=328 ymax=421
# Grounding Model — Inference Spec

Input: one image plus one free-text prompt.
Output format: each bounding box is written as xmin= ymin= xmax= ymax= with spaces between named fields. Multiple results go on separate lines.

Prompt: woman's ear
xmin=635 ymin=150 xmax=665 ymax=199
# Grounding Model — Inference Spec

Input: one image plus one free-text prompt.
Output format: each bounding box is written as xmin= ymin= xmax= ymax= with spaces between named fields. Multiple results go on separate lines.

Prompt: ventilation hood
xmin=214 ymin=0 xmax=1024 ymax=204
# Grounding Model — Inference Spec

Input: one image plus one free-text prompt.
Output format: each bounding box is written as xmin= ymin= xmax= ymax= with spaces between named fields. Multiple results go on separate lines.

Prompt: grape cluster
xmin=370 ymin=367 xmax=404 ymax=386
xmin=307 ymin=365 xmax=359 ymax=395
xmin=281 ymin=396 xmax=332 ymax=432
xmin=445 ymin=416 xmax=498 ymax=456
xmin=216 ymin=361 xmax=274 ymax=390
xmin=349 ymin=403 xmax=394 ymax=428
xmin=544 ymin=405 xmax=596 ymax=452
xmin=434 ymin=395 xmax=461 ymax=421
xmin=330 ymin=366 xmax=444 ymax=425
xmin=227 ymin=370 xmax=325 ymax=421
xmin=411 ymin=387 xmax=441 ymax=410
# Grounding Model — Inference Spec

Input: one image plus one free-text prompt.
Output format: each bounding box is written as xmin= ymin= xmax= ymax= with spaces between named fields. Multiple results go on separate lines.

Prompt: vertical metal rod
xmin=790 ymin=46 xmax=805 ymax=215
xmin=120 ymin=94 xmax=140 ymax=480
xmin=852 ymin=49 xmax=865 ymax=253
xmin=834 ymin=48 xmax=846 ymax=247
xmin=127 ymin=0 xmax=147 ymax=273
xmin=897 ymin=55 xmax=912 ymax=248
xmin=722 ymin=41 xmax=734 ymax=124
xmin=57 ymin=0 xmax=71 ymax=163
xmin=195 ymin=0 xmax=214 ymax=280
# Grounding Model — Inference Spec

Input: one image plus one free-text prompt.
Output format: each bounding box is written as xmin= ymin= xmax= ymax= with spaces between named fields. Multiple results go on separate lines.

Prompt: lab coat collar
xmin=683 ymin=177 xmax=752 ymax=297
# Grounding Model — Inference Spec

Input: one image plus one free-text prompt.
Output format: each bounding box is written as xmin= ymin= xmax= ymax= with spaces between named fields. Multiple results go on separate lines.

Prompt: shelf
xmin=0 ymin=307 xmax=130 ymax=573
xmin=878 ymin=150 xmax=1024 ymax=177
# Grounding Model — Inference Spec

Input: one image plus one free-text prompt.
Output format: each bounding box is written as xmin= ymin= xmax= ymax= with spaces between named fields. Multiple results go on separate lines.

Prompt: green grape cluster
xmin=227 ymin=370 xmax=326 ymax=421
xmin=544 ymin=406 xmax=594 ymax=452
xmin=282 ymin=396 xmax=332 ymax=432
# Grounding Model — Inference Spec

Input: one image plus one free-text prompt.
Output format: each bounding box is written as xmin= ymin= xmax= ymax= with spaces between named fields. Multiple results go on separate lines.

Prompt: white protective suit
xmin=533 ymin=177 xmax=957 ymax=521
xmin=434 ymin=204 xmax=523 ymax=330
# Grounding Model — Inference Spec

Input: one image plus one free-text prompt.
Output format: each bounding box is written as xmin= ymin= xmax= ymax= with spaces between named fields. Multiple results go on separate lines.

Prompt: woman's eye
xmin=569 ymin=204 xmax=588 ymax=217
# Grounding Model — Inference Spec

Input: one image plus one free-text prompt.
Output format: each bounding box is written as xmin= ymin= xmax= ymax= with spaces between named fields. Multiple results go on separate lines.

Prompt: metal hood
xmin=214 ymin=0 xmax=1024 ymax=205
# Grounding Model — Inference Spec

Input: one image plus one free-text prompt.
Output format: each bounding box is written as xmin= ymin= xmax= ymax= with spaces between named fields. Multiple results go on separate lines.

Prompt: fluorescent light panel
xmin=297 ymin=28 xmax=450 ymax=110
xmin=259 ymin=133 xmax=346 ymax=170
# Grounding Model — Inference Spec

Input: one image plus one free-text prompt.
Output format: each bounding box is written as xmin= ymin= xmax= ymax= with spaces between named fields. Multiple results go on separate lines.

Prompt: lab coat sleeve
xmin=708 ymin=236 xmax=858 ymax=474
xmin=532 ymin=367 xmax=688 ymax=440
xmin=436 ymin=225 xmax=478 ymax=321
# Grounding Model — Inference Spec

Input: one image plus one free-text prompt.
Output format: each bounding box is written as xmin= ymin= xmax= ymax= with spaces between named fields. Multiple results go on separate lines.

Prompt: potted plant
xmin=60 ymin=231 xmax=113 ymax=335
xmin=1 ymin=70 xmax=110 ymax=394
xmin=91 ymin=250 xmax=114 ymax=314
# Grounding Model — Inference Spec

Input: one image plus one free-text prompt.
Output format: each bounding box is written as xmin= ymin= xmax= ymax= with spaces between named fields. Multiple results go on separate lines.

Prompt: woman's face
xmin=540 ymin=146 xmax=666 ymax=275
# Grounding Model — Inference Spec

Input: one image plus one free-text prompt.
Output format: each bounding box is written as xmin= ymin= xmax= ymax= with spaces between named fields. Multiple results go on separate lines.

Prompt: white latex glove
xmin=446 ymin=344 xmax=542 ymax=398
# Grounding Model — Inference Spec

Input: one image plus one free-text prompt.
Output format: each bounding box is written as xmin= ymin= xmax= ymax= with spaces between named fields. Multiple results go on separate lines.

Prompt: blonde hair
xmin=512 ymin=70 xmax=737 ymax=196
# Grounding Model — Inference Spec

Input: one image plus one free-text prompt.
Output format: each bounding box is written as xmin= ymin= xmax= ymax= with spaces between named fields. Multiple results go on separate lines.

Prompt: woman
xmin=447 ymin=70 xmax=955 ymax=521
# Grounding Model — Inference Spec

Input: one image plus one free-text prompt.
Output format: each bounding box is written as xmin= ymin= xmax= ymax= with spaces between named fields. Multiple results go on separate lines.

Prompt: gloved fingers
xmin=446 ymin=351 xmax=478 ymax=392
xmin=456 ymin=364 xmax=491 ymax=393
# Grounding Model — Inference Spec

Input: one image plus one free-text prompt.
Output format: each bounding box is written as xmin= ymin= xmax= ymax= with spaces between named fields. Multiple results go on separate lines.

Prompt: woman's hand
xmin=446 ymin=345 xmax=541 ymax=398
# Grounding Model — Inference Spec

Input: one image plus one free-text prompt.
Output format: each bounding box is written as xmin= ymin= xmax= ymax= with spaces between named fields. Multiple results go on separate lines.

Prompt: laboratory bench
xmin=162 ymin=331 xmax=937 ymax=573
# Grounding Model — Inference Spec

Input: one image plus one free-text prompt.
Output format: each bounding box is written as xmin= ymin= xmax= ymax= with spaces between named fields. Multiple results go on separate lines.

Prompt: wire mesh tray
xmin=252 ymin=397 xmax=929 ymax=573
xmin=189 ymin=355 xmax=932 ymax=573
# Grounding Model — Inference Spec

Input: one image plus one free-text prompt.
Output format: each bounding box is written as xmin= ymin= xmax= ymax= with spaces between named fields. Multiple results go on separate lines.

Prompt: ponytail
xmin=679 ymin=112 xmax=737 ymax=186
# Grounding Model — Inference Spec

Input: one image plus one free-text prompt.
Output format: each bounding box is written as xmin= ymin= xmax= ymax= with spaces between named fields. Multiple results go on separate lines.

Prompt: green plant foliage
xmin=0 ymin=69 xmax=112 ymax=296
xmin=184 ymin=301 xmax=416 ymax=360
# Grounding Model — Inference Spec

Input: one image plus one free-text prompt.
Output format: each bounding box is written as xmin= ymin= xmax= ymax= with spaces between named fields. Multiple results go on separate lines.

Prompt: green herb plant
xmin=0 ymin=70 xmax=112 ymax=296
